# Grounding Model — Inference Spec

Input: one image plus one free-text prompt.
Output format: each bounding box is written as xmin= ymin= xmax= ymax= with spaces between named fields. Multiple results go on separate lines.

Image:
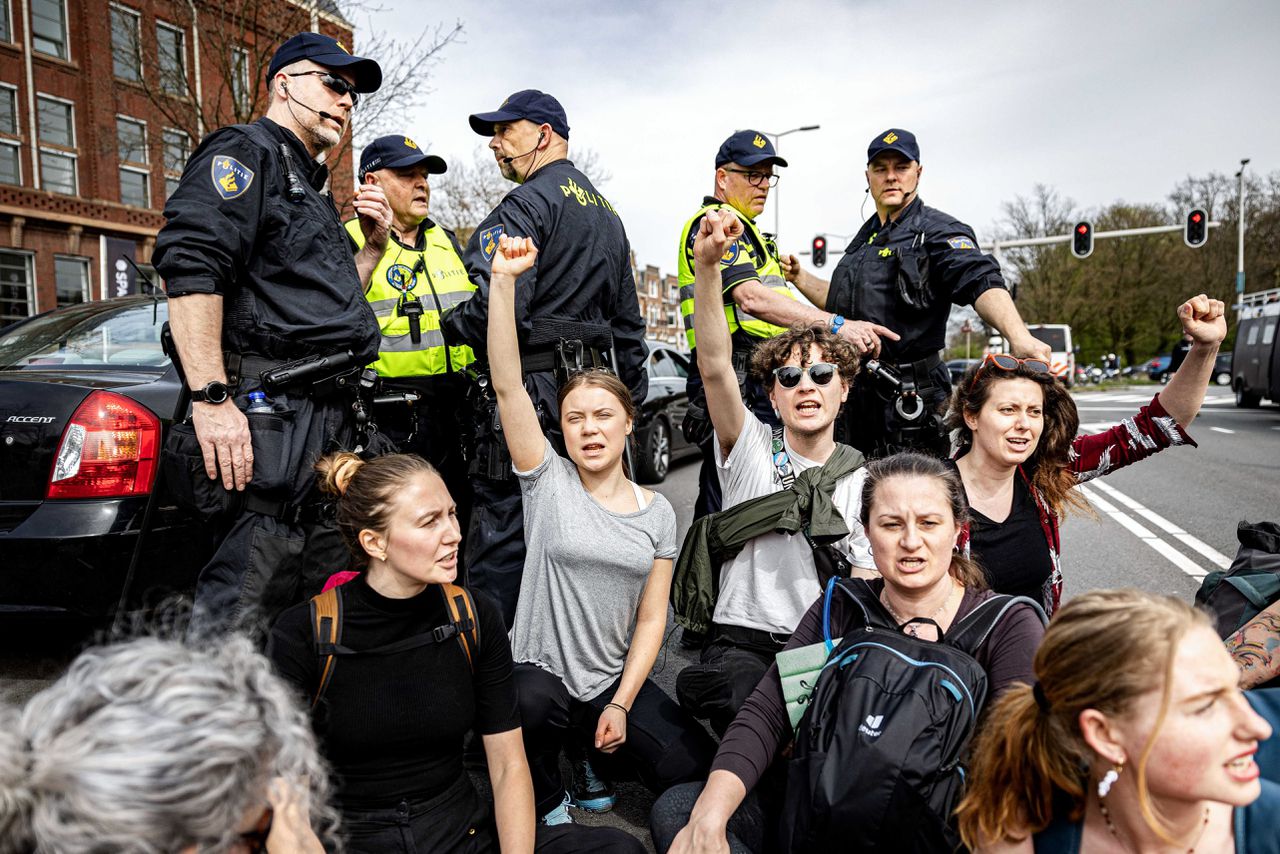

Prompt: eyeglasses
xmin=968 ymin=353 xmax=1051 ymax=392
xmin=723 ymin=168 xmax=780 ymax=188
xmin=287 ymin=71 xmax=360 ymax=108
xmin=773 ymin=362 xmax=837 ymax=388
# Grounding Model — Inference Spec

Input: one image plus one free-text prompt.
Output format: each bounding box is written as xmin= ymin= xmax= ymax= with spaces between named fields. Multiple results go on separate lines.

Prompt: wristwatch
xmin=829 ymin=314 xmax=846 ymax=336
xmin=190 ymin=380 xmax=231 ymax=404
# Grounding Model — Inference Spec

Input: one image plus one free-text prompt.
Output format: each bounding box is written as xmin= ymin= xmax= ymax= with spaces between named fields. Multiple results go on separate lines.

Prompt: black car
xmin=633 ymin=342 xmax=699 ymax=483
xmin=0 ymin=296 xmax=211 ymax=618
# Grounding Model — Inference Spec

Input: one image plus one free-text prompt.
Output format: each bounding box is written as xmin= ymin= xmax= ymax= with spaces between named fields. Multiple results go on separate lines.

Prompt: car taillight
xmin=47 ymin=390 xmax=160 ymax=499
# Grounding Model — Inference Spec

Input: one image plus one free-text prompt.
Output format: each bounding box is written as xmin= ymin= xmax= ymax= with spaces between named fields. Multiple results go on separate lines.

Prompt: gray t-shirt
xmin=510 ymin=439 xmax=678 ymax=700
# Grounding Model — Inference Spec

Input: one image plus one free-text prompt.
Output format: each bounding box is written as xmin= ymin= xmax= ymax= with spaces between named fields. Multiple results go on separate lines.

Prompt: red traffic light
xmin=1077 ymin=224 xmax=1088 ymax=234
xmin=1184 ymin=208 xmax=1208 ymax=248
xmin=814 ymin=237 xmax=826 ymax=248
xmin=812 ymin=234 xmax=828 ymax=268
xmin=1191 ymin=212 xmax=1202 ymax=223
xmin=1071 ymin=220 xmax=1094 ymax=259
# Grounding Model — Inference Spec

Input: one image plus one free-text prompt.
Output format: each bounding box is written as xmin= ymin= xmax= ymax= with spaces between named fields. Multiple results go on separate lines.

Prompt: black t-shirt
xmin=267 ymin=576 xmax=520 ymax=810
xmin=966 ymin=473 xmax=1055 ymax=602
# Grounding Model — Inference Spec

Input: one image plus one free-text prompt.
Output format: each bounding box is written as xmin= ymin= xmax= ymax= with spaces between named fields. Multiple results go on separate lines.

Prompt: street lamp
xmin=760 ymin=124 xmax=820 ymax=241
xmin=1235 ymin=158 xmax=1250 ymax=295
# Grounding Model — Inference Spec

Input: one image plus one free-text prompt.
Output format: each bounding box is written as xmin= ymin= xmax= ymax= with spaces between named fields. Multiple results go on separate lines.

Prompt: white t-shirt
xmin=712 ymin=407 xmax=874 ymax=634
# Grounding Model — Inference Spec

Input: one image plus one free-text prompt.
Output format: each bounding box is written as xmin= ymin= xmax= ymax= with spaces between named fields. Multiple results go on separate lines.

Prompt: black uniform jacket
xmin=441 ymin=159 xmax=648 ymax=406
xmin=825 ymin=196 xmax=1006 ymax=364
xmin=153 ymin=117 xmax=379 ymax=364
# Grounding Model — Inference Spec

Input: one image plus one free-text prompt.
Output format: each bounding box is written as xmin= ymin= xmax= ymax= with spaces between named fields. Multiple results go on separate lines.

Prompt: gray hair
xmin=0 ymin=636 xmax=339 ymax=853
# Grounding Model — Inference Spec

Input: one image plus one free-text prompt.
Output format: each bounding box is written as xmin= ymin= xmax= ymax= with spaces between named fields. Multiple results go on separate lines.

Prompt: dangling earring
xmin=1097 ymin=760 xmax=1123 ymax=799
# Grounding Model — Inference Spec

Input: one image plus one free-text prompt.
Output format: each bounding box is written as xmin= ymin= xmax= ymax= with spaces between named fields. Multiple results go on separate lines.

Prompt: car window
xmin=668 ymin=350 xmax=690 ymax=378
xmin=0 ymin=298 xmax=171 ymax=370
xmin=648 ymin=350 xmax=674 ymax=378
xmin=1265 ymin=322 xmax=1276 ymax=346
xmin=1029 ymin=327 xmax=1068 ymax=351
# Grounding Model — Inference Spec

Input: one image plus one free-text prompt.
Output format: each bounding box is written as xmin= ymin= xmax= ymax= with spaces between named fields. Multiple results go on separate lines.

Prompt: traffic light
xmin=812 ymin=235 xmax=827 ymax=267
xmin=1184 ymin=208 xmax=1208 ymax=248
xmin=1071 ymin=221 xmax=1093 ymax=259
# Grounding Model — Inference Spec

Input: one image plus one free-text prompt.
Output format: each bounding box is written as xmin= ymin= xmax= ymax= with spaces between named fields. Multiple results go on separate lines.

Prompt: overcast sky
xmin=363 ymin=0 xmax=1279 ymax=276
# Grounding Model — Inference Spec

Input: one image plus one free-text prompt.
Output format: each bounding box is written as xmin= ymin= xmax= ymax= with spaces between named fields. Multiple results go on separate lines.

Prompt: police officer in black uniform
xmin=441 ymin=89 xmax=647 ymax=625
xmin=793 ymin=128 xmax=1050 ymax=457
xmin=153 ymin=33 xmax=391 ymax=639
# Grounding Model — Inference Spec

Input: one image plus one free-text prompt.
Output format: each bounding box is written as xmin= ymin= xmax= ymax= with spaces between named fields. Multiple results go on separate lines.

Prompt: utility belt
xmin=520 ymin=341 xmax=609 ymax=375
xmin=862 ymin=353 xmax=943 ymax=422
xmin=226 ymin=350 xmax=362 ymax=399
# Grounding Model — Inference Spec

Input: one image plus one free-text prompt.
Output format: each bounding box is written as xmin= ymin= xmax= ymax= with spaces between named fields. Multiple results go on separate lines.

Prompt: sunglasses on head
xmin=286 ymin=70 xmax=360 ymax=107
xmin=968 ymin=353 xmax=1051 ymax=392
xmin=772 ymin=362 xmax=837 ymax=389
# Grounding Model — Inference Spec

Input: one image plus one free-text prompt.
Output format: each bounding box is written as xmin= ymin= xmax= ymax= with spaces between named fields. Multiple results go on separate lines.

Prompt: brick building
xmin=633 ymin=258 xmax=685 ymax=351
xmin=0 ymin=0 xmax=355 ymax=324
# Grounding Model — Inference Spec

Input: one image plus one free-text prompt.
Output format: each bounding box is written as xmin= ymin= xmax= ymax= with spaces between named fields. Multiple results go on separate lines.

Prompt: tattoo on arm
xmin=1227 ymin=611 xmax=1280 ymax=689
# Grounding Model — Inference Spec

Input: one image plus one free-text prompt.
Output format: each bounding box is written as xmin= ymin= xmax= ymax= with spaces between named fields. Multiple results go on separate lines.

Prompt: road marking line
xmin=1087 ymin=480 xmax=1232 ymax=569
xmin=1078 ymin=422 xmax=1119 ymax=434
xmin=1201 ymin=398 xmax=1234 ymax=405
xmin=1209 ymin=426 xmax=1235 ymax=434
xmin=1078 ymin=485 xmax=1208 ymax=579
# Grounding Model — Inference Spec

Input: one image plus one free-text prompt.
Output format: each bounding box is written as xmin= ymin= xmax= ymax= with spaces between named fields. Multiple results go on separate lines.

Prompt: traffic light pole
xmin=989 ymin=221 xmax=1221 ymax=264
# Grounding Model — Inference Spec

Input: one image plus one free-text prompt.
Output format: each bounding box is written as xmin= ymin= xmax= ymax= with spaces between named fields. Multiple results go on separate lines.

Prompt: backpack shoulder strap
xmin=309 ymin=585 xmax=343 ymax=709
xmin=440 ymin=583 xmax=480 ymax=672
xmin=946 ymin=594 xmax=1048 ymax=657
xmin=828 ymin=576 xmax=898 ymax=637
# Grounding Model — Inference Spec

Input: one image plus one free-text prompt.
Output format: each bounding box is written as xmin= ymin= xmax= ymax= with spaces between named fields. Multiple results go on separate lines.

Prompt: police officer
xmin=677 ymin=130 xmax=890 ymax=519
xmin=153 ymin=33 xmax=390 ymax=639
xmin=441 ymin=89 xmax=647 ymax=625
xmin=346 ymin=135 xmax=477 ymax=537
xmin=792 ymin=128 xmax=1049 ymax=457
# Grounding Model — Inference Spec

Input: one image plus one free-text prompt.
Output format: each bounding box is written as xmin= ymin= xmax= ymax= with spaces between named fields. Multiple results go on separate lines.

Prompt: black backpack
xmin=1196 ymin=521 xmax=1280 ymax=640
xmin=779 ymin=577 xmax=1045 ymax=853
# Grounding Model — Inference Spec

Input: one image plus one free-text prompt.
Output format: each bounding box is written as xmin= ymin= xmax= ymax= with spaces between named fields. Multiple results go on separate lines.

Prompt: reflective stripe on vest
xmin=346 ymin=219 xmax=477 ymax=377
xmin=676 ymin=202 xmax=798 ymax=350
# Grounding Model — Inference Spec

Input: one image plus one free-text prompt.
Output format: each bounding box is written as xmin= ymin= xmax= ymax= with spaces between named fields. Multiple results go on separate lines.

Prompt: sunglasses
xmin=968 ymin=353 xmax=1051 ymax=392
xmin=287 ymin=70 xmax=360 ymax=108
xmin=773 ymin=362 xmax=837 ymax=389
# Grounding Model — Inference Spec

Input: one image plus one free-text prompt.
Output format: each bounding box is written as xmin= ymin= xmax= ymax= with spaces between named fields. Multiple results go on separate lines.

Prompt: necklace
xmin=1099 ymin=800 xmax=1210 ymax=853
xmin=880 ymin=583 xmax=958 ymax=638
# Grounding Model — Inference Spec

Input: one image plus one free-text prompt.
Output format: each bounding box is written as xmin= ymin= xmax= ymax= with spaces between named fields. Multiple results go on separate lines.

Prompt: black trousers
xmin=513 ymin=664 xmax=718 ymax=817
xmin=839 ymin=360 xmax=952 ymax=459
xmin=676 ymin=627 xmax=787 ymax=737
xmin=175 ymin=378 xmax=355 ymax=642
xmin=339 ymin=772 xmax=644 ymax=854
xmin=650 ymin=781 xmax=772 ymax=854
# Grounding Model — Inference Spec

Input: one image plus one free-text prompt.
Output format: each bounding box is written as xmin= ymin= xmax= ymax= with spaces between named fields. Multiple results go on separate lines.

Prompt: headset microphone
xmin=281 ymin=82 xmax=337 ymax=123
xmin=501 ymin=132 xmax=546 ymax=164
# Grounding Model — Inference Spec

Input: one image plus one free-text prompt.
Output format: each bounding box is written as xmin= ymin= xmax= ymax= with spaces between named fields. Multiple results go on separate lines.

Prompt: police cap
xmin=267 ymin=32 xmax=382 ymax=93
xmin=469 ymin=90 xmax=570 ymax=139
xmin=360 ymin=135 xmax=447 ymax=180
xmin=715 ymin=130 xmax=788 ymax=169
xmin=867 ymin=128 xmax=920 ymax=164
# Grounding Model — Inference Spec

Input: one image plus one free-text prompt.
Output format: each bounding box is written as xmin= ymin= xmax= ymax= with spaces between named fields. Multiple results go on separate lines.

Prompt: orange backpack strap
xmin=309 ymin=586 xmax=343 ymax=708
xmin=440 ymin=582 xmax=480 ymax=672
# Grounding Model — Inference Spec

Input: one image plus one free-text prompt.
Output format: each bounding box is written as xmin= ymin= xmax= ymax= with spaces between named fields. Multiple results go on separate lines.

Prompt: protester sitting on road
xmin=485 ymin=234 xmax=717 ymax=825
xmin=949 ymin=293 xmax=1227 ymax=614
xmin=0 ymin=635 xmax=332 ymax=854
xmin=653 ymin=451 xmax=1046 ymax=854
xmin=957 ymin=589 xmax=1280 ymax=853
xmin=673 ymin=209 xmax=877 ymax=738
xmin=268 ymin=451 xmax=643 ymax=853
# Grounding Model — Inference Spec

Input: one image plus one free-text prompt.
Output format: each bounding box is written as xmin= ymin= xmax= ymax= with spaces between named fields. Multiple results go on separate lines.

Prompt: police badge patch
xmin=386 ymin=264 xmax=417 ymax=293
xmin=947 ymin=236 xmax=976 ymax=250
xmin=480 ymin=225 xmax=504 ymax=262
xmin=211 ymin=156 xmax=254 ymax=200
xmin=721 ymin=240 xmax=741 ymax=267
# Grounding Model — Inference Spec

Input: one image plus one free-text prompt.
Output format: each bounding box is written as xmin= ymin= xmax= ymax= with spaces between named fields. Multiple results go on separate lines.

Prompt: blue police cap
xmin=266 ymin=32 xmax=382 ymax=93
xmin=867 ymin=128 xmax=920 ymax=164
xmin=359 ymin=135 xmax=447 ymax=180
xmin=468 ymin=90 xmax=570 ymax=140
xmin=715 ymin=130 xmax=788 ymax=169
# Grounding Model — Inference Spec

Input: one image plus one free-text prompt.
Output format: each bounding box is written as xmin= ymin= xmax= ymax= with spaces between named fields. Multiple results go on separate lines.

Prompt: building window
xmin=55 ymin=256 xmax=89 ymax=306
xmin=0 ymin=0 xmax=12 ymax=42
xmin=30 ymin=0 xmax=67 ymax=59
xmin=0 ymin=84 xmax=20 ymax=185
xmin=37 ymin=95 xmax=76 ymax=195
xmin=156 ymin=22 xmax=187 ymax=95
xmin=117 ymin=116 xmax=149 ymax=207
xmin=0 ymin=250 xmax=33 ymax=324
xmin=230 ymin=46 xmax=250 ymax=114
xmin=162 ymin=127 xmax=188 ymax=199
xmin=110 ymin=5 xmax=141 ymax=81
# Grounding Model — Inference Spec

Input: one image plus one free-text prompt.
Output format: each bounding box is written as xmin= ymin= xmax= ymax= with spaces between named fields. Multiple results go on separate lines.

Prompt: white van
xmin=1026 ymin=324 xmax=1075 ymax=387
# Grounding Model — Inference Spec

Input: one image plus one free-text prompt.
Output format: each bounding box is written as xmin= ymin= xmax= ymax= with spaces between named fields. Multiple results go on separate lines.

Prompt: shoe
xmin=540 ymin=791 xmax=575 ymax=826
xmin=570 ymin=756 xmax=616 ymax=813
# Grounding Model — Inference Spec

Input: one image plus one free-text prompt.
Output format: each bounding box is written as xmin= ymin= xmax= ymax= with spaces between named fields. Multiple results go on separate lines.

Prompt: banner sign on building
xmin=101 ymin=236 xmax=141 ymax=298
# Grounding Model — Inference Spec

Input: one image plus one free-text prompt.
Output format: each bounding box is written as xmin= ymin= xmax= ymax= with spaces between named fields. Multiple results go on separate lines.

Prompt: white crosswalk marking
xmin=1209 ymin=427 xmax=1235 ymax=434
xmin=1077 ymin=485 xmax=1209 ymax=579
xmin=1078 ymin=422 xmax=1119 ymax=434
xmin=1087 ymin=480 xmax=1232 ymax=569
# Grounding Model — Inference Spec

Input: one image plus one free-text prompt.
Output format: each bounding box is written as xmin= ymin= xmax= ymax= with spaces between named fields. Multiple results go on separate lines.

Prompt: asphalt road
xmin=2 ymin=384 xmax=1276 ymax=850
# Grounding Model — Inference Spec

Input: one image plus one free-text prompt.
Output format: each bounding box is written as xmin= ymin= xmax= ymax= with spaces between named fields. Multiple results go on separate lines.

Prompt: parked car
xmin=1147 ymin=354 xmax=1172 ymax=382
xmin=633 ymin=342 xmax=699 ymax=483
xmin=945 ymin=358 xmax=981 ymax=384
xmin=0 ymin=296 xmax=212 ymax=619
xmin=1232 ymin=288 xmax=1280 ymax=407
xmin=1214 ymin=352 xmax=1233 ymax=386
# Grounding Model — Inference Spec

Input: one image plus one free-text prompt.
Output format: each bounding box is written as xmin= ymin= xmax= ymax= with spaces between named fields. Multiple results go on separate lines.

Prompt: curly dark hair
xmin=749 ymin=322 xmax=860 ymax=389
xmin=945 ymin=360 xmax=1089 ymax=520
